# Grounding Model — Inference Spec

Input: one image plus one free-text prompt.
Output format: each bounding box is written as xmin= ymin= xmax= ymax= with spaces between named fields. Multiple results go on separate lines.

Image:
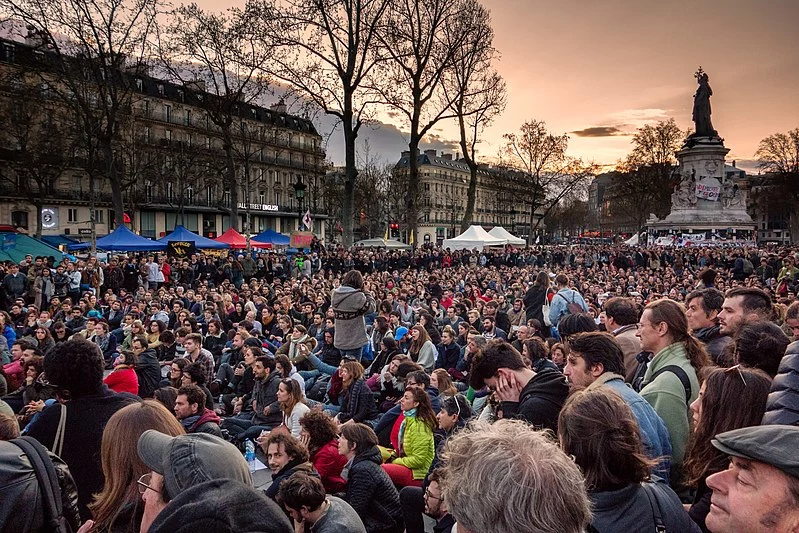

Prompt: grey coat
xmin=331 ymin=287 xmax=376 ymax=351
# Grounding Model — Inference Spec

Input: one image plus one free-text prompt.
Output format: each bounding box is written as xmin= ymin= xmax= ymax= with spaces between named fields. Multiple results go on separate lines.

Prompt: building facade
xmin=393 ymin=150 xmax=541 ymax=245
xmin=0 ymin=37 xmax=328 ymax=243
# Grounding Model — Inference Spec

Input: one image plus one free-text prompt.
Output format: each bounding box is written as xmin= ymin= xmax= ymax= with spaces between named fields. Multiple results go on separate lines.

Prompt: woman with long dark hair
xmin=408 ymin=325 xmax=436 ymax=373
xmin=381 ymin=387 xmax=436 ymax=488
xmin=559 ymin=388 xmax=700 ymax=532
xmin=683 ymin=366 xmax=771 ymax=531
xmin=523 ymin=271 xmax=551 ymax=327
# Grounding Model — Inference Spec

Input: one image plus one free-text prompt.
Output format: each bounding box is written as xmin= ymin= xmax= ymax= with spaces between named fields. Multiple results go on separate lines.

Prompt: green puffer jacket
xmin=393 ymin=416 xmax=435 ymax=480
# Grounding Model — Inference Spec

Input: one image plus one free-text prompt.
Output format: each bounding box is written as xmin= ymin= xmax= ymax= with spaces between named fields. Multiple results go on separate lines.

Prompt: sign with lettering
xmin=167 ymin=241 xmax=196 ymax=258
xmin=695 ymin=178 xmax=721 ymax=201
xmin=237 ymin=203 xmax=279 ymax=212
xmin=78 ymin=228 xmax=93 ymax=235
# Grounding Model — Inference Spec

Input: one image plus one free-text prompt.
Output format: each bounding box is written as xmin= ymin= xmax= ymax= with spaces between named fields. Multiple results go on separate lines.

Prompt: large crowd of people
xmin=1 ymin=242 xmax=799 ymax=533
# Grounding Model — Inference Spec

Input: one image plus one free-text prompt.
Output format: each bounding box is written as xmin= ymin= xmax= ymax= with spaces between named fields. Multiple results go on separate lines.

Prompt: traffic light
xmin=389 ymin=222 xmax=399 ymax=238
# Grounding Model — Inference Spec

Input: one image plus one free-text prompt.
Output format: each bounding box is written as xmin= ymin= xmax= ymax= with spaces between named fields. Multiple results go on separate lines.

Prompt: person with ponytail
xmin=635 ymin=298 xmax=710 ymax=487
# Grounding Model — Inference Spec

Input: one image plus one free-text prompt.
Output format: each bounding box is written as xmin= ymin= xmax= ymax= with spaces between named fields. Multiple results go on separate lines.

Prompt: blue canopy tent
xmin=157 ymin=225 xmax=230 ymax=249
xmin=70 ymin=225 xmax=166 ymax=252
xmin=253 ymin=228 xmax=290 ymax=246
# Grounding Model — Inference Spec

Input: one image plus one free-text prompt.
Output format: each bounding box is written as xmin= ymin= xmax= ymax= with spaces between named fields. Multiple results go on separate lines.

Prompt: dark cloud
xmin=571 ymin=126 xmax=630 ymax=137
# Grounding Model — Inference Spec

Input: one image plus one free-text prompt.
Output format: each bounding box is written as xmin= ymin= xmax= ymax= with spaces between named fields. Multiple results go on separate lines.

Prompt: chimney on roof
xmin=732 ymin=160 xmax=736 ymax=168
xmin=401 ymin=150 xmax=410 ymax=158
xmin=424 ymin=149 xmax=437 ymax=157
xmin=455 ymin=151 xmax=460 ymax=160
xmin=24 ymin=25 xmax=48 ymax=48
xmin=271 ymin=98 xmax=287 ymax=114
xmin=185 ymin=79 xmax=206 ymax=92
xmin=441 ymin=153 xmax=452 ymax=160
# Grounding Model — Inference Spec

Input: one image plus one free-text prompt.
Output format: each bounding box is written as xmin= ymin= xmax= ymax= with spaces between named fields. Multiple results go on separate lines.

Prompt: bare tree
xmin=249 ymin=0 xmax=391 ymax=246
xmin=754 ymin=127 xmax=799 ymax=242
xmin=500 ymin=119 xmax=595 ymax=244
xmin=0 ymin=0 xmax=164 ymax=231
xmin=610 ymin=119 xmax=688 ymax=230
xmin=157 ymin=3 xmax=272 ymax=231
xmin=441 ymin=0 xmax=505 ymax=232
xmin=373 ymin=0 xmax=477 ymax=243
xmin=0 ymin=70 xmax=75 ymax=237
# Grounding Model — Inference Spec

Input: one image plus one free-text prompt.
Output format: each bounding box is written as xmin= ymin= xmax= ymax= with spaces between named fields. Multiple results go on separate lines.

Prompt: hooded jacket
xmin=331 ymin=286 xmax=376 ymax=350
xmin=252 ymin=371 xmax=283 ymax=427
xmin=499 ymin=368 xmax=569 ymax=432
xmin=185 ymin=408 xmax=222 ymax=437
xmin=135 ymin=347 xmax=162 ymax=399
xmin=345 ymin=446 xmax=403 ymax=533
xmin=693 ymin=325 xmax=733 ymax=366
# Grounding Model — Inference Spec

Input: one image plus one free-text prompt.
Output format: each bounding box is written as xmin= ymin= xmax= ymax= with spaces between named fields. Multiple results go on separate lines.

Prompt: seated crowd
xmin=2 ymin=245 xmax=799 ymax=533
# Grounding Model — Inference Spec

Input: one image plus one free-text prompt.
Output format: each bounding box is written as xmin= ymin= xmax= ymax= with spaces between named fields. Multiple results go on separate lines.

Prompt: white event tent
xmin=488 ymin=226 xmax=525 ymax=245
xmin=442 ymin=225 xmax=506 ymax=250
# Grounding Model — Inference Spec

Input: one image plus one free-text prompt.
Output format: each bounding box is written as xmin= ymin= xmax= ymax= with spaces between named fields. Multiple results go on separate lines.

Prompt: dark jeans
xmin=221 ymin=414 xmax=273 ymax=441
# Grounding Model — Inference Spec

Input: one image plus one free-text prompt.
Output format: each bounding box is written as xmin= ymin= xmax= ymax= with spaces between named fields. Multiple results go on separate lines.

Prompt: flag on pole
xmin=409 ymin=229 xmax=414 ymax=246
xmin=302 ymin=210 xmax=312 ymax=230
xmin=384 ymin=227 xmax=389 ymax=240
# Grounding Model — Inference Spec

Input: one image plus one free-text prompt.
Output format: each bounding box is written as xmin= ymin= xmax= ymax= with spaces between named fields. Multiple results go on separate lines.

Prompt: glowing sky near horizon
xmin=199 ymin=0 xmax=799 ymax=171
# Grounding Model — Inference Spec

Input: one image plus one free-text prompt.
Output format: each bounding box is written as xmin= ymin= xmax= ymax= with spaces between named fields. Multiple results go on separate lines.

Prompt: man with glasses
xmin=135 ymin=430 xmax=291 ymax=533
xmin=423 ymin=470 xmax=454 ymax=533
xmin=401 ymin=395 xmax=472 ymax=533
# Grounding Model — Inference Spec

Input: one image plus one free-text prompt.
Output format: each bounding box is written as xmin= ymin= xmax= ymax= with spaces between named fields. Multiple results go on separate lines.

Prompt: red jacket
xmin=103 ymin=367 xmax=139 ymax=395
xmin=312 ymin=440 xmax=347 ymax=493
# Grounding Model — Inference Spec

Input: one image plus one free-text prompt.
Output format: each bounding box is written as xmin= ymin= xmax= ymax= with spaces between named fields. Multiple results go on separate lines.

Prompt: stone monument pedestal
xmin=647 ymin=136 xmax=756 ymax=245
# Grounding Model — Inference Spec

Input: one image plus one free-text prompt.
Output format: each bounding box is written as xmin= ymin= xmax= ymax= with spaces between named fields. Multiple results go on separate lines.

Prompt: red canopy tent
xmin=214 ymin=228 xmax=271 ymax=249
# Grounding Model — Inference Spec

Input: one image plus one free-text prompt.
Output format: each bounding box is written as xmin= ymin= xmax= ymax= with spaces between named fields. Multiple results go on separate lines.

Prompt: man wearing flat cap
xmin=706 ymin=424 xmax=799 ymax=533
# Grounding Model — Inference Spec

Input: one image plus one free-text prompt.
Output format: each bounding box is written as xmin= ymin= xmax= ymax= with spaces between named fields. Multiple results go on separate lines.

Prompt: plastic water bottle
xmin=245 ymin=439 xmax=256 ymax=471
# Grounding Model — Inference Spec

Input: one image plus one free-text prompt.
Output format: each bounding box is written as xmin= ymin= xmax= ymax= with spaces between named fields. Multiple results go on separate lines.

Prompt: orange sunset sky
xmin=199 ymin=0 xmax=799 ymax=172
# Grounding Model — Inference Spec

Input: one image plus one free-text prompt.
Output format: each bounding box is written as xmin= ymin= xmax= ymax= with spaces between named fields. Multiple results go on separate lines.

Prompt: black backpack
xmin=10 ymin=436 xmax=74 ymax=533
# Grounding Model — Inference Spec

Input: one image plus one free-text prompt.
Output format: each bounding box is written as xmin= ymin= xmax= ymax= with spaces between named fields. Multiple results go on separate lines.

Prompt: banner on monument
xmin=167 ymin=241 xmax=196 ymax=258
xmin=695 ymin=183 xmax=720 ymax=201
xmin=681 ymin=233 xmax=706 ymax=243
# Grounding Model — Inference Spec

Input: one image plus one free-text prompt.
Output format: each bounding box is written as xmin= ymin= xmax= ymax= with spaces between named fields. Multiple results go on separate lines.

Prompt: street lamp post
xmin=293 ymin=176 xmax=306 ymax=233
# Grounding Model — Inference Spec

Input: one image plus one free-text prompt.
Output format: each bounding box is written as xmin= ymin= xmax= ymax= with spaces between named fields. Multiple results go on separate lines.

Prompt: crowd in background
xmin=2 ymin=242 xmax=799 ymax=533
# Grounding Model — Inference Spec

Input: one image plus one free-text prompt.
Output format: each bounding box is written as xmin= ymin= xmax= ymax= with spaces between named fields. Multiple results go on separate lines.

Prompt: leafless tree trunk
xmin=157 ymin=3 xmax=272 ymax=231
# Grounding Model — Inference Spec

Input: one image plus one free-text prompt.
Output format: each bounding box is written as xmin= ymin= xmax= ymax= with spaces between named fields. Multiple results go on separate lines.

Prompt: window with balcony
xmin=186 ymin=185 xmax=193 ymax=204
xmin=166 ymin=182 xmax=174 ymax=203
xmin=223 ymin=188 xmax=231 ymax=206
xmin=184 ymin=109 xmax=191 ymax=126
xmin=164 ymin=104 xmax=171 ymax=123
xmin=206 ymin=185 xmax=214 ymax=206
xmin=259 ymin=191 xmax=265 ymax=204
xmin=164 ymin=129 xmax=172 ymax=142
xmin=145 ymin=181 xmax=154 ymax=202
